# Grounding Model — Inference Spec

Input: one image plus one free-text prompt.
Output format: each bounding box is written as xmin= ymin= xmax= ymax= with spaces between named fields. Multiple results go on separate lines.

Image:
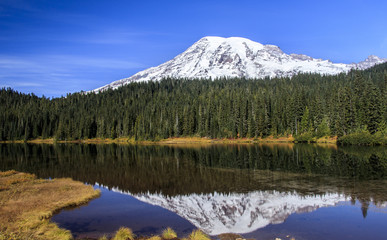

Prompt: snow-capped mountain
xmin=110 ymin=187 xmax=346 ymax=235
xmin=93 ymin=36 xmax=387 ymax=92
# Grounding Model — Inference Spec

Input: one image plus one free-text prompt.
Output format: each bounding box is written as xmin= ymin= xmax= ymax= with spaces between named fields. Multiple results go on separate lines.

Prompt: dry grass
xmin=1 ymin=134 xmax=342 ymax=146
xmin=316 ymin=136 xmax=337 ymax=144
xmin=162 ymin=227 xmax=177 ymax=239
xmin=99 ymin=235 xmax=109 ymax=240
xmin=148 ymin=235 xmax=162 ymax=240
xmin=0 ymin=170 xmax=100 ymax=240
xmin=254 ymin=135 xmax=295 ymax=143
xmin=159 ymin=137 xmax=214 ymax=144
xmin=27 ymin=138 xmax=56 ymax=144
xmin=188 ymin=230 xmax=210 ymax=240
xmin=159 ymin=136 xmax=296 ymax=145
xmin=218 ymin=233 xmax=244 ymax=240
xmin=1 ymin=135 xmax=298 ymax=145
xmin=112 ymin=227 xmax=135 ymax=240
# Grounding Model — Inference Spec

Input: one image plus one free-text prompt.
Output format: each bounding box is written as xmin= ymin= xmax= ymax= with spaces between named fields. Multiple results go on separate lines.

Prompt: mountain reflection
xmin=111 ymin=188 xmax=346 ymax=235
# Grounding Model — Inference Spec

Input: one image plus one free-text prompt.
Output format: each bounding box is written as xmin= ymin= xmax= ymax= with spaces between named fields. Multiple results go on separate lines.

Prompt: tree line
xmin=1 ymin=63 xmax=386 ymax=143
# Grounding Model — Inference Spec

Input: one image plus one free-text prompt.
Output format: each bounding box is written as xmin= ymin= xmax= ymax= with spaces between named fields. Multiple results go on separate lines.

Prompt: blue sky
xmin=1 ymin=0 xmax=387 ymax=97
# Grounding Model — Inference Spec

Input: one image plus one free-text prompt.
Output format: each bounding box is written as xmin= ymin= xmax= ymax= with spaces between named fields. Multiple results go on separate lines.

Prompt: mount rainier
xmin=94 ymin=36 xmax=387 ymax=92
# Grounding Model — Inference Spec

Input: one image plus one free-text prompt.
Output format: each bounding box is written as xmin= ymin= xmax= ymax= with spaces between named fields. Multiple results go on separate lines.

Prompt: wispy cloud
xmin=0 ymin=29 xmax=169 ymax=45
xmin=12 ymin=82 xmax=44 ymax=87
xmin=0 ymin=54 xmax=144 ymax=71
xmin=0 ymin=54 xmax=145 ymax=96
xmin=71 ymin=30 xmax=170 ymax=45
xmin=52 ymin=55 xmax=144 ymax=69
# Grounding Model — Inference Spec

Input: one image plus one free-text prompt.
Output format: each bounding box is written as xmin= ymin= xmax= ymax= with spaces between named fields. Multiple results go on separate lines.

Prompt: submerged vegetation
xmin=0 ymin=170 xmax=100 ymax=240
xmin=1 ymin=63 xmax=386 ymax=145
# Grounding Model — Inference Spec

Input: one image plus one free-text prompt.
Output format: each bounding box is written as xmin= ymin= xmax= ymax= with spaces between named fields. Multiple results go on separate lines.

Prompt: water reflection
xmin=113 ymin=188 xmax=346 ymax=235
xmin=1 ymin=143 xmax=386 ymax=197
xmin=1 ymin=143 xmax=387 ymax=236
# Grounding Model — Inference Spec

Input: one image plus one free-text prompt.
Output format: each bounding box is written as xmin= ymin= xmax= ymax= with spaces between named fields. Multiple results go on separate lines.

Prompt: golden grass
xmin=148 ymin=235 xmax=162 ymax=240
xmin=158 ymin=136 xmax=296 ymax=145
xmin=162 ymin=227 xmax=177 ymax=239
xmin=218 ymin=233 xmax=244 ymax=240
xmin=188 ymin=230 xmax=211 ymax=240
xmin=0 ymin=135 xmax=295 ymax=145
xmin=1 ymin=134 xmax=340 ymax=146
xmin=254 ymin=135 xmax=295 ymax=143
xmin=99 ymin=235 xmax=109 ymax=240
xmin=316 ymin=136 xmax=337 ymax=144
xmin=0 ymin=170 xmax=100 ymax=240
xmin=112 ymin=227 xmax=136 ymax=240
xmin=27 ymin=138 xmax=56 ymax=144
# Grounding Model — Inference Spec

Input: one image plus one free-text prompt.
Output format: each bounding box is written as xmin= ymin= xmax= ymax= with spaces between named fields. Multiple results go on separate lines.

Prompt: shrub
xmin=294 ymin=132 xmax=316 ymax=143
xmin=337 ymin=130 xmax=387 ymax=146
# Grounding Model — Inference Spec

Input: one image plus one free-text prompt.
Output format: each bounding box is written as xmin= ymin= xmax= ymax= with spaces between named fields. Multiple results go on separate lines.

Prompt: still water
xmin=1 ymin=143 xmax=387 ymax=239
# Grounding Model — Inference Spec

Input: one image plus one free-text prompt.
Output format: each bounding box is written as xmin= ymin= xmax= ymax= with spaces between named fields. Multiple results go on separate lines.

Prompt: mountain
xmin=110 ymin=187 xmax=345 ymax=235
xmin=93 ymin=36 xmax=387 ymax=92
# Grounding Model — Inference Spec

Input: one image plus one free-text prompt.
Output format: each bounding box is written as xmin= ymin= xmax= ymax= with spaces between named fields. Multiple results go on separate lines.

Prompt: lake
xmin=1 ymin=143 xmax=386 ymax=240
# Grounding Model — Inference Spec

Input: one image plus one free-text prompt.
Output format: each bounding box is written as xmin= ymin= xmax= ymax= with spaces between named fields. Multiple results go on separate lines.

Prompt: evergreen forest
xmin=1 ymin=63 xmax=387 ymax=144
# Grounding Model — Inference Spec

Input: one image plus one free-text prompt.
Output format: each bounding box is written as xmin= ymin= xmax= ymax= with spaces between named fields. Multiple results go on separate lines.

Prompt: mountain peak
xmin=200 ymin=36 xmax=261 ymax=43
xmin=365 ymin=55 xmax=384 ymax=62
xmin=354 ymin=55 xmax=387 ymax=70
xmin=93 ymin=37 xmax=387 ymax=92
xmin=194 ymin=36 xmax=265 ymax=53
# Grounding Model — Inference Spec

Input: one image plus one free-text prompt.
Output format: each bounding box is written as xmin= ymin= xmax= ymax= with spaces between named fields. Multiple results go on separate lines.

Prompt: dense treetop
xmin=1 ymin=63 xmax=386 ymax=142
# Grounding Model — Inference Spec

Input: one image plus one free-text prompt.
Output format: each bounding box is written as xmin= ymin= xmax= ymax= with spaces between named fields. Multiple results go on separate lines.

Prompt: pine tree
xmin=300 ymin=106 xmax=310 ymax=134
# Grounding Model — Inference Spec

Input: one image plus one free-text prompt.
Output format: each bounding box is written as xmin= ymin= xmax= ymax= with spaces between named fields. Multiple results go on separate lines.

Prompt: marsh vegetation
xmin=0 ymin=170 xmax=100 ymax=240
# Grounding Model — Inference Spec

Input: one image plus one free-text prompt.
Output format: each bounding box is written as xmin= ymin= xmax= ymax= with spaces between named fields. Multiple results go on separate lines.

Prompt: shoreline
xmin=0 ymin=170 xmax=100 ymax=240
xmin=0 ymin=136 xmax=338 ymax=145
xmin=0 ymin=171 xmax=277 ymax=240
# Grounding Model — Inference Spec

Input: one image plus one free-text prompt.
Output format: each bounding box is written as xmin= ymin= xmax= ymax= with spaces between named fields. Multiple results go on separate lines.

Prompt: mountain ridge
xmin=93 ymin=36 xmax=387 ymax=92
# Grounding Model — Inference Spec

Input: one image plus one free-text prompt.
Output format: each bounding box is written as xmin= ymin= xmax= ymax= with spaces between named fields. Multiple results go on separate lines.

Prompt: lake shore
xmin=0 ymin=171 xmax=261 ymax=240
xmin=0 ymin=170 xmax=255 ymax=240
xmin=0 ymin=135 xmax=338 ymax=145
xmin=0 ymin=170 xmax=100 ymax=240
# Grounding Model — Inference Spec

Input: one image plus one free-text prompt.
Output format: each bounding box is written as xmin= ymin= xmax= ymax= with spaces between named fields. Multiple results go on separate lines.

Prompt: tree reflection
xmin=1 ymin=143 xmax=386 ymax=210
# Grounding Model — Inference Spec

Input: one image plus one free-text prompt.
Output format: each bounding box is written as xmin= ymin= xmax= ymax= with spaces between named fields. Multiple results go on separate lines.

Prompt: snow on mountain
xmin=110 ymin=187 xmax=346 ymax=236
xmin=93 ymin=36 xmax=387 ymax=92
xmin=354 ymin=55 xmax=387 ymax=69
